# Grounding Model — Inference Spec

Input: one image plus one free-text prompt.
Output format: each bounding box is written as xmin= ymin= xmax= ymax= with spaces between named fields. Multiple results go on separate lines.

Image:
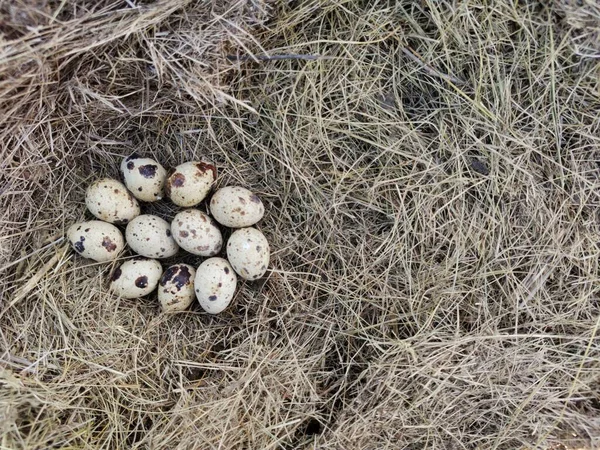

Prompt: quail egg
xmin=226 ymin=227 xmax=270 ymax=280
xmin=85 ymin=178 xmax=140 ymax=224
xmin=171 ymin=209 xmax=222 ymax=256
xmin=67 ymin=221 xmax=125 ymax=262
xmin=158 ymin=264 xmax=196 ymax=312
xmin=194 ymin=257 xmax=237 ymax=314
xmin=120 ymin=153 xmax=167 ymax=202
xmin=165 ymin=161 xmax=216 ymax=207
xmin=110 ymin=257 xmax=163 ymax=299
xmin=125 ymin=214 xmax=179 ymax=258
xmin=210 ymin=186 xmax=265 ymax=228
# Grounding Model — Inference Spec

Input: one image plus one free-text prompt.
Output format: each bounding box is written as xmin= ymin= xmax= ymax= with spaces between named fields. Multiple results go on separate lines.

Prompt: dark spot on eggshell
xmin=261 ymin=265 xmax=266 ymax=271
xmin=172 ymin=173 xmax=185 ymax=187
xmin=135 ymin=276 xmax=148 ymax=289
xmin=167 ymin=298 xmax=180 ymax=306
xmin=238 ymin=197 xmax=247 ymax=205
xmin=138 ymin=164 xmax=157 ymax=178
xmin=110 ymin=267 xmax=122 ymax=281
xmin=194 ymin=162 xmax=217 ymax=180
xmin=76 ymin=226 xmax=81 ymax=231
xmin=127 ymin=161 xmax=135 ymax=170
xmin=256 ymin=246 xmax=262 ymax=252
xmin=208 ymin=295 xmax=217 ymax=301
xmin=73 ymin=237 xmax=85 ymax=253
xmin=224 ymin=267 xmax=230 ymax=274
xmin=138 ymin=187 xmax=143 ymax=192
xmin=160 ymin=247 xmax=165 ymax=252
xmin=161 ymin=266 xmax=177 ymax=285
xmin=196 ymin=245 xmax=210 ymax=252
xmin=218 ymin=282 xmax=222 ymax=287
xmin=179 ymin=230 xmax=189 ymax=238
xmin=190 ymin=229 xmax=197 ymax=237
xmin=102 ymin=236 xmax=117 ymax=252
xmin=84 ymin=228 xmax=90 ymax=232
xmin=249 ymin=194 xmax=261 ymax=204
xmin=200 ymin=215 xmax=206 ymax=222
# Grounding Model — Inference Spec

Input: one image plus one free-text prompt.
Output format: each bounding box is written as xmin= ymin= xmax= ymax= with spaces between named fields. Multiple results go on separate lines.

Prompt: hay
xmin=1 ymin=1 xmax=600 ymax=448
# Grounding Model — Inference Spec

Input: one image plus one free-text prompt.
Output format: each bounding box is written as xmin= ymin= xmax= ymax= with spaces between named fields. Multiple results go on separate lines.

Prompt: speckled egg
xmin=67 ymin=221 xmax=125 ymax=262
xmin=120 ymin=154 xmax=167 ymax=202
xmin=158 ymin=264 xmax=196 ymax=312
xmin=210 ymin=186 xmax=265 ymax=228
xmin=226 ymin=227 xmax=270 ymax=280
xmin=85 ymin=178 xmax=140 ymax=224
xmin=194 ymin=258 xmax=237 ymax=314
xmin=165 ymin=161 xmax=216 ymax=207
xmin=125 ymin=215 xmax=179 ymax=258
xmin=110 ymin=258 xmax=163 ymax=299
xmin=171 ymin=209 xmax=222 ymax=256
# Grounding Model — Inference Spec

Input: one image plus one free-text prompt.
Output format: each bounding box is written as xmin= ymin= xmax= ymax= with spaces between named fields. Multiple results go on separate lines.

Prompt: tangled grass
xmin=1 ymin=1 xmax=600 ymax=448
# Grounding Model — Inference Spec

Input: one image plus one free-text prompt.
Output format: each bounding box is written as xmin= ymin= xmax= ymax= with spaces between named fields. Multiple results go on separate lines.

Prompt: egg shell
xmin=209 ymin=186 xmax=265 ymax=228
xmin=194 ymin=258 xmax=237 ymax=314
xmin=110 ymin=258 xmax=163 ymax=299
xmin=226 ymin=227 xmax=270 ymax=280
xmin=120 ymin=154 xmax=167 ymax=202
xmin=85 ymin=178 xmax=140 ymax=224
xmin=165 ymin=161 xmax=216 ymax=207
xmin=171 ymin=209 xmax=222 ymax=256
xmin=125 ymin=214 xmax=179 ymax=258
xmin=67 ymin=221 xmax=125 ymax=262
xmin=158 ymin=264 xmax=196 ymax=312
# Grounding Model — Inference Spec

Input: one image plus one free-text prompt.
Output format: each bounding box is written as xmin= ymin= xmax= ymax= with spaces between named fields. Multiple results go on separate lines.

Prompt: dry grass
xmin=1 ymin=0 xmax=600 ymax=448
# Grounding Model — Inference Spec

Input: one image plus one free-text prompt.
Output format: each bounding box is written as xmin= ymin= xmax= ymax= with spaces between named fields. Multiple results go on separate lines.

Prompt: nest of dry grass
xmin=1 ymin=1 xmax=600 ymax=449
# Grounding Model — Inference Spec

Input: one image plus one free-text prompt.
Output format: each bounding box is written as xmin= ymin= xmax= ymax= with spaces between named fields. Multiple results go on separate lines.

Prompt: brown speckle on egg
xmin=102 ymin=236 xmax=117 ymax=252
xmin=74 ymin=238 xmax=85 ymax=253
xmin=138 ymin=164 xmax=158 ymax=178
xmin=194 ymin=161 xmax=217 ymax=180
xmin=179 ymin=230 xmax=189 ymax=238
xmin=127 ymin=161 xmax=135 ymax=170
xmin=110 ymin=267 xmax=122 ymax=281
xmin=172 ymin=173 xmax=185 ymax=187
xmin=208 ymin=295 xmax=217 ymax=301
xmin=135 ymin=276 xmax=148 ymax=289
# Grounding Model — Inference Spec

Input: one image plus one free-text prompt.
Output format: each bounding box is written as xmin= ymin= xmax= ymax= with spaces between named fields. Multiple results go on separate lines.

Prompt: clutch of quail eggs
xmin=67 ymin=155 xmax=269 ymax=314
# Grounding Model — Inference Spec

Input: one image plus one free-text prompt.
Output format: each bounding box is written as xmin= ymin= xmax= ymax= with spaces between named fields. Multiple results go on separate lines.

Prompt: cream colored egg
xmin=194 ymin=258 xmax=237 ymax=314
xmin=226 ymin=227 xmax=270 ymax=280
xmin=209 ymin=186 xmax=265 ymax=228
xmin=165 ymin=161 xmax=216 ymax=207
xmin=120 ymin=154 xmax=167 ymax=202
xmin=125 ymin=215 xmax=179 ymax=258
xmin=158 ymin=264 xmax=196 ymax=312
xmin=171 ymin=209 xmax=222 ymax=256
xmin=67 ymin=221 xmax=125 ymax=262
xmin=85 ymin=178 xmax=140 ymax=224
xmin=110 ymin=258 xmax=163 ymax=299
